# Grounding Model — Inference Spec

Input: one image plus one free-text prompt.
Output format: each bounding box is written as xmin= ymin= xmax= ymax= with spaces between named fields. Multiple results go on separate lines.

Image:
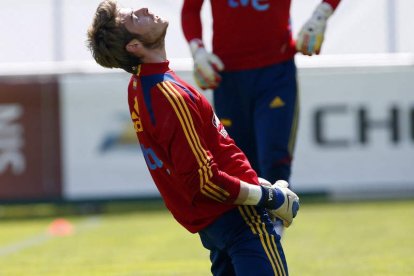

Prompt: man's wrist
xmin=189 ymin=38 xmax=205 ymax=56
xmin=315 ymin=2 xmax=333 ymax=20
xmin=258 ymin=186 xmax=285 ymax=210
xmin=236 ymin=181 xmax=262 ymax=205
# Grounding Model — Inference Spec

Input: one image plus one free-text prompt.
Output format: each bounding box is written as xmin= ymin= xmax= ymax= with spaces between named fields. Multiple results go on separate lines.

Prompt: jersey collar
xmin=136 ymin=61 xmax=170 ymax=77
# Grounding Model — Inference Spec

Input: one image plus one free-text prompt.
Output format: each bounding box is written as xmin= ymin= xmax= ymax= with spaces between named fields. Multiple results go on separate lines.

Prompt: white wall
xmin=1 ymin=0 xmax=413 ymax=64
xmin=293 ymin=63 xmax=414 ymax=199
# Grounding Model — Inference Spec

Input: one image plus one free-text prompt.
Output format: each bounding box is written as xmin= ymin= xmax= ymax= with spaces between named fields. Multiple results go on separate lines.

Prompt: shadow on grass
xmin=4 ymin=192 xmax=407 ymax=221
xmin=0 ymin=198 xmax=167 ymax=221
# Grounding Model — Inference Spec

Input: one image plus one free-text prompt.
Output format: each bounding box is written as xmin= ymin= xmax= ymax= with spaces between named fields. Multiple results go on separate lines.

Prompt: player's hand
xmin=258 ymin=177 xmax=272 ymax=187
xmin=296 ymin=2 xmax=333 ymax=56
xmin=259 ymin=180 xmax=300 ymax=227
xmin=189 ymin=39 xmax=224 ymax=90
xmin=269 ymin=180 xmax=300 ymax=227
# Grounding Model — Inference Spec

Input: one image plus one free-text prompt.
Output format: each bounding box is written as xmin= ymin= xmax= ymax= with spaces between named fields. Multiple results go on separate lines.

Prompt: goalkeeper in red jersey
xmin=87 ymin=1 xmax=299 ymax=275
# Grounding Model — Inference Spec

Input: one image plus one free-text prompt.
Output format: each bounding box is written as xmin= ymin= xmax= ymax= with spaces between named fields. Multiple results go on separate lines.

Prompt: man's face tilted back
xmin=119 ymin=7 xmax=169 ymax=49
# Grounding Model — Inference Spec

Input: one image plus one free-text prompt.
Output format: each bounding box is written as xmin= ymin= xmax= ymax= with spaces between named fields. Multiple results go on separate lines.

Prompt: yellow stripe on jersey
xmin=163 ymin=82 xmax=229 ymax=197
xmin=238 ymin=206 xmax=286 ymax=276
xmin=157 ymin=81 xmax=229 ymax=202
xmin=163 ymin=82 xmax=206 ymax=166
xmin=135 ymin=64 xmax=142 ymax=76
xmin=162 ymin=81 xmax=230 ymax=200
xmin=158 ymin=81 xmax=226 ymax=202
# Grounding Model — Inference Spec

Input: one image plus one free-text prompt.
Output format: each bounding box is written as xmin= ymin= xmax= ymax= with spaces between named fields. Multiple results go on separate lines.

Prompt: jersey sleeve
xmin=323 ymin=0 xmax=341 ymax=10
xmin=152 ymin=80 xmax=241 ymax=204
xmin=181 ymin=0 xmax=204 ymax=42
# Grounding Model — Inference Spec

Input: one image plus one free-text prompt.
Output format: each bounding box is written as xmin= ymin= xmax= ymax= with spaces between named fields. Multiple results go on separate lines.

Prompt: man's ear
xmin=125 ymin=39 xmax=143 ymax=55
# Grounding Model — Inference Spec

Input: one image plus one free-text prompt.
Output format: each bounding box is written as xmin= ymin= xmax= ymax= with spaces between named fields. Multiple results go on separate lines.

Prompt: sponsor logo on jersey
xmin=212 ymin=113 xmax=228 ymax=138
xmin=228 ymin=0 xmax=270 ymax=11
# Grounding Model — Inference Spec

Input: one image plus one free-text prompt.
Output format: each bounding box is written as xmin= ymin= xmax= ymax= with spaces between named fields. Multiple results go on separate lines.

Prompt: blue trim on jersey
xmin=165 ymin=73 xmax=195 ymax=102
xmin=141 ymin=73 xmax=195 ymax=125
xmin=141 ymin=74 xmax=162 ymax=125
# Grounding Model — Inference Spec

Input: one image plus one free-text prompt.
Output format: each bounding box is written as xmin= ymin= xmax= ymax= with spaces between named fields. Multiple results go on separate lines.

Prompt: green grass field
xmin=0 ymin=199 xmax=413 ymax=276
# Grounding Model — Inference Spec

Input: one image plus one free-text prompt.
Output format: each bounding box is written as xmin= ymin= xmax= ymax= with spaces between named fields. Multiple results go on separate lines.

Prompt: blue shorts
xmin=199 ymin=206 xmax=288 ymax=276
xmin=214 ymin=59 xmax=299 ymax=183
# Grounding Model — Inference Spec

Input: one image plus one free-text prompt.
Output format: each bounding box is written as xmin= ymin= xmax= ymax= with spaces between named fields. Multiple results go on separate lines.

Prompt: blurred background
xmin=1 ymin=0 xmax=414 ymax=203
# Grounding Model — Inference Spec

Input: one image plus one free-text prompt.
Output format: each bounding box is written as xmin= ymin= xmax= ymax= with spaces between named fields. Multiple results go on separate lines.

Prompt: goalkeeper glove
xmin=296 ymin=2 xmax=334 ymax=56
xmin=189 ymin=39 xmax=224 ymax=90
xmin=258 ymin=177 xmax=272 ymax=187
xmin=258 ymin=180 xmax=300 ymax=227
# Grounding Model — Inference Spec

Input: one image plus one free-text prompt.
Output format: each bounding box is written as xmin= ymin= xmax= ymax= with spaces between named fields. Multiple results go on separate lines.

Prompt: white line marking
xmin=0 ymin=216 xmax=101 ymax=257
xmin=0 ymin=233 xmax=50 ymax=257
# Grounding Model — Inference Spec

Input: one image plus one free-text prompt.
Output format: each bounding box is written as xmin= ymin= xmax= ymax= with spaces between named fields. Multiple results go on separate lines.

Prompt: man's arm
xmin=181 ymin=0 xmax=224 ymax=90
xmin=324 ymin=0 xmax=341 ymax=10
xmin=296 ymin=0 xmax=341 ymax=56
xmin=181 ymin=0 xmax=204 ymax=43
xmin=181 ymin=0 xmax=204 ymax=42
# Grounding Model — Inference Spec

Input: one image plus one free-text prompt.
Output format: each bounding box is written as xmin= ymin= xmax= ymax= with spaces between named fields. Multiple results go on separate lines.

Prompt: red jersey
xmin=181 ymin=0 xmax=341 ymax=71
xmin=127 ymin=62 xmax=258 ymax=233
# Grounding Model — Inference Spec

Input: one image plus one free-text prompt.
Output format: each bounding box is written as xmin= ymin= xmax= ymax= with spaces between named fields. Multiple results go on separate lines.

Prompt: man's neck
xmin=141 ymin=47 xmax=167 ymax=63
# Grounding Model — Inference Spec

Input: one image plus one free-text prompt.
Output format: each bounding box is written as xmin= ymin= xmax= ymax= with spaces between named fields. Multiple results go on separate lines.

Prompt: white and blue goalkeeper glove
xmin=258 ymin=179 xmax=300 ymax=227
xmin=296 ymin=2 xmax=333 ymax=56
xmin=189 ymin=39 xmax=224 ymax=90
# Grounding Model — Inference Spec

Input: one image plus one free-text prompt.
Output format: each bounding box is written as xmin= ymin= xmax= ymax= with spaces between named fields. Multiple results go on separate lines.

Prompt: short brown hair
xmin=86 ymin=0 xmax=141 ymax=74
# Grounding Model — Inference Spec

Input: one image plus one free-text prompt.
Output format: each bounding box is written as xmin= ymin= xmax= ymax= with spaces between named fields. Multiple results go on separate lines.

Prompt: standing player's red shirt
xmin=127 ymin=62 xmax=259 ymax=233
xmin=181 ymin=0 xmax=341 ymax=71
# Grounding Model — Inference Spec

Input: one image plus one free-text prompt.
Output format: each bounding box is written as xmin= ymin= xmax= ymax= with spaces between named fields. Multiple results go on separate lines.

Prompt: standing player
xmin=181 ymin=0 xmax=341 ymax=204
xmin=87 ymin=1 xmax=299 ymax=275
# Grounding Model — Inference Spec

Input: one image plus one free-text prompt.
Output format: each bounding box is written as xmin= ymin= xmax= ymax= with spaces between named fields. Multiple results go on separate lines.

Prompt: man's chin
xmin=157 ymin=16 xmax=168 ymax=25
